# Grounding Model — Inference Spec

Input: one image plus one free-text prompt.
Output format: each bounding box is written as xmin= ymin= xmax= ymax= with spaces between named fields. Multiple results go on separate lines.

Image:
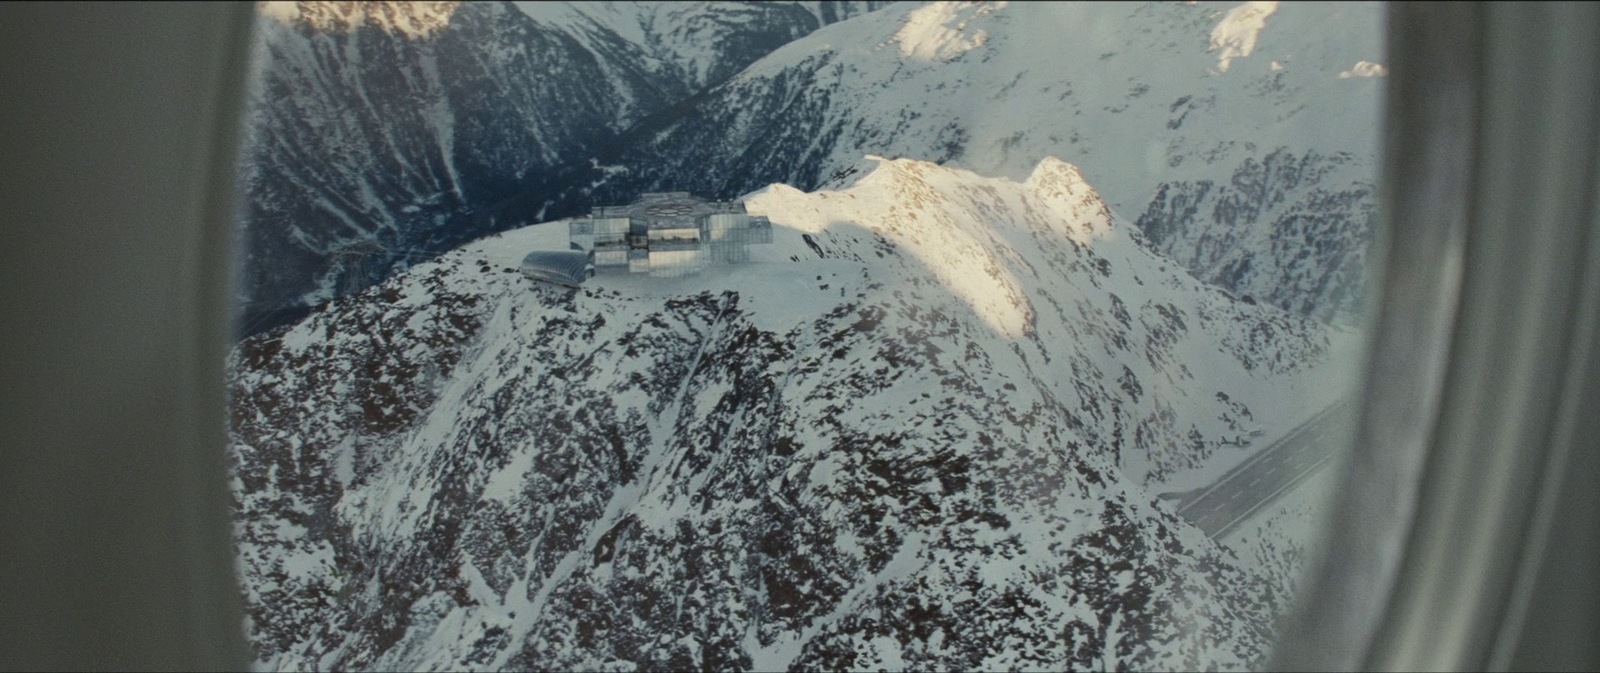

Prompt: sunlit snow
xmin=1208 ymin=1 xmax=1279 ymax=74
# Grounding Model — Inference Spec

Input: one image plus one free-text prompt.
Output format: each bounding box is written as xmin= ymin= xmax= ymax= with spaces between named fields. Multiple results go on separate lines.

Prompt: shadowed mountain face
xmin=236 ymin=1 xmax=890 ymax=335
xmin=230 ymin=156 xmax=1352 ymax=670
xmin=1133 ymin=148 xmax=1377 ymax=321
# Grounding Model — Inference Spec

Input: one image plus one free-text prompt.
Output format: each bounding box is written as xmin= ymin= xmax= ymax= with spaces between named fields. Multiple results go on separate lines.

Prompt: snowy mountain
xmin=591 ymin=1 xmax=1385 ymax=320
xmin=236 ymin=1 xmax=890 ymax=333
xmin=229 ymin=156 xmax=1354 ymax=670
xmin=238 ymin=1 xmax=1381 ymax=334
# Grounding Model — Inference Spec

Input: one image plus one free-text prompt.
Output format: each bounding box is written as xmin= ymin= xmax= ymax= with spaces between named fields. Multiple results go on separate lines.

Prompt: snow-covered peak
xmin=259 ymin=1 xmax=461 ymax=39
xmin=1208 ymin=1 xmax=1279 ymax=74
xmin=256 ymin=1 xmax=298 ymax=23
xmin=623 ymin=0 xmax=1384 ymax=210
xmin=818 ymin=154 xmax=1117 ymax=246
xmin=1024 ymin=156 xmax=1115 ymax=240
xmin=892 ymin=1 xmax=1002 ymax=62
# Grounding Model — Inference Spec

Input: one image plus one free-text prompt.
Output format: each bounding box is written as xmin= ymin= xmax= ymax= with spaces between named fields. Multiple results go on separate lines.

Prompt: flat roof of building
xmin=590 ymin=192 xmax=746 ymax=228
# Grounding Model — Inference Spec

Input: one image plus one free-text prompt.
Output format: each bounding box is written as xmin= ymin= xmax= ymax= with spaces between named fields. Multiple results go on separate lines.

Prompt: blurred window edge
xmin=0 ymin=2 xmax=256 ymax=670
xmin=1273 ymin=3 xmax=1600 ymax=671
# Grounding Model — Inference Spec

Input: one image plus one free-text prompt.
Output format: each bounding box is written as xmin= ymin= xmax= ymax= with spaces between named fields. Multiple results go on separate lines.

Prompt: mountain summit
xmin=231 ymin=157 xmax=1352 ymax=670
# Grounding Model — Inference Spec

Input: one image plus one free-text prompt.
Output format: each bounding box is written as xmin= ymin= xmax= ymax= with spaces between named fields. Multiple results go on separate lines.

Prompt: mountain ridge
xmin=230 ymin=155 xmax=1354 ymax=670
xmin=586 ymin=1 xmax=1383 ymax=321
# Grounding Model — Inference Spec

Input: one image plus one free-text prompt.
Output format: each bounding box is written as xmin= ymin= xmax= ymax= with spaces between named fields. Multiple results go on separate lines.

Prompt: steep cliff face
xmin=592 ymin=1 xmax=1384 ymax=321
xmin=236 ymin=1 xmax=891 ymax=333
xmin=1135 ymin=149 xmax=1377 ymax=321
xmin=230 ymin=157 xmax=1351 ymax=670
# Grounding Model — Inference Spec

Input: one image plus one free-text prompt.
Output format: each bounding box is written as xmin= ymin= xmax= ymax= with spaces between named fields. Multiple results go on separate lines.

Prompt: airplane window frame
xmin=4 ymin=2 xmax=1599 ymax=672
xmin=1274 ymin=3 xmax=1600 ymax=670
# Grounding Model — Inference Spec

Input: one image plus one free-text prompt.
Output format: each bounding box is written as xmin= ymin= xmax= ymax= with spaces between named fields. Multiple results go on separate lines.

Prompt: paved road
xmin=1172 ymin=399 xmax=1356 ymax=539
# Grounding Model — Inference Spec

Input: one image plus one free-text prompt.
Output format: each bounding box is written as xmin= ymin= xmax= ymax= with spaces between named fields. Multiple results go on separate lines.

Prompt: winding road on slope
xmin=1172 ymin=399 xmax=1356 ymax=539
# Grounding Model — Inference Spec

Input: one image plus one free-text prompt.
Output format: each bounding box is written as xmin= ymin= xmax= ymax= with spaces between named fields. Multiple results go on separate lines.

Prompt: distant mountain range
xmin=237 ymin=1 xmax=1379 ymax=334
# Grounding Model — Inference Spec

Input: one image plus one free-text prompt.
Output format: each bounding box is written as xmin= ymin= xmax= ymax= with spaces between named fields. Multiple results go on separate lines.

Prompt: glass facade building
xmin=566 ymin=192 xmax=772 ymax=278
xmin=519 ymin=250 xmax=594 ymax=287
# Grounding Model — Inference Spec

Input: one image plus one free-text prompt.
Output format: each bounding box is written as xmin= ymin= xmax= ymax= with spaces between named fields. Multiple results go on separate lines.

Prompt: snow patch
xmin=1338 ymin=60 xmax=1388 ymax=78
xmin=893 ymin=1 xmax=1002 ymax=62
xmin=257 ymin=1 xmax=298 ymax=24
xmin=1208 ymin=1 xmax=1280 ymax=74
xmin=263 ymin=1 xmax=460 ymax=39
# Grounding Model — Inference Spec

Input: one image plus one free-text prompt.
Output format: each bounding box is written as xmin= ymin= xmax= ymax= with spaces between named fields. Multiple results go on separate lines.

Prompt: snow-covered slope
xmin=230 ymin=156 xmax=1353 ymax=670
xmin=236 ymin=1 xmax=891 ymax=334
xmin=597 ymin=1 xmax=1385 ymax=320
